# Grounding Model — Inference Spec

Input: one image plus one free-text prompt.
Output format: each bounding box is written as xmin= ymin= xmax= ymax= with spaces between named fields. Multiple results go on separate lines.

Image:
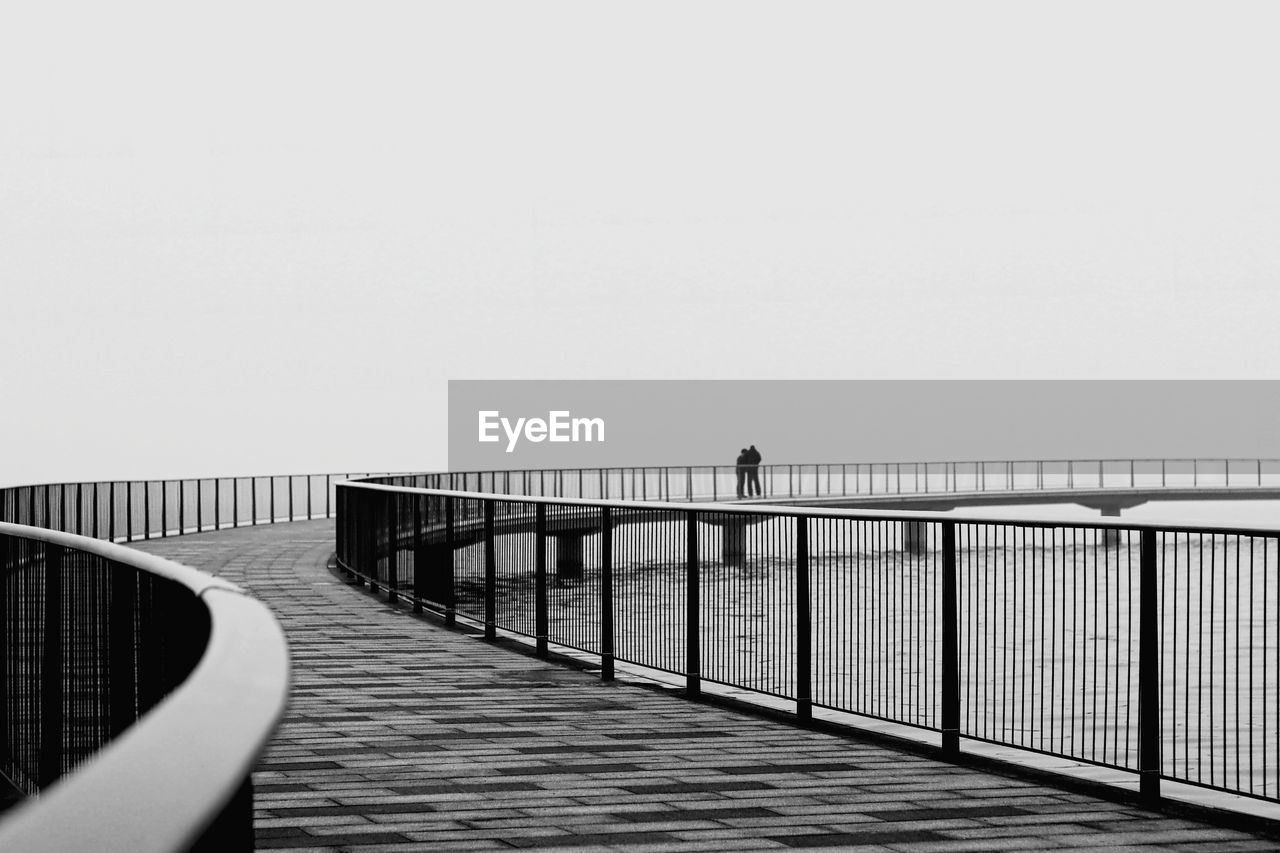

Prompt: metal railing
xmin=370 ymin=457 xmax=1280 ymax=503
xmin=4 ymin=458 xmax=1276 ymax=545
xmin=0 ymin=473 xmax=388 ymax=543
xmin=5 ymin=455 xmax=1278 ymax=830
xmin=0 ymin=521 xmax=288 ymax=853
xmin=336 ymin=476 xmax=1280 ymax=807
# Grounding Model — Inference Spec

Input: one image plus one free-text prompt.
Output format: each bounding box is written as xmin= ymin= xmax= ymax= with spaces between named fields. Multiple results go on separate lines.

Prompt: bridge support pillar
xmin=1101 ymin=506 xmax=1121 ymax=548
xmin=553 ymin=533 xmax=585 ymax=581
xmin=721 ymin=517 xmax=750 ymax=564
xmin=902 ymin=521 xmax=928 ymax=555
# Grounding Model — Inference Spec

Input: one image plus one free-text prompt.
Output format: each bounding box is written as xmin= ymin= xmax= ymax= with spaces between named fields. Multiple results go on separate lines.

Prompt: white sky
xmin=2 ymin=1 xmax=1279 ymax=485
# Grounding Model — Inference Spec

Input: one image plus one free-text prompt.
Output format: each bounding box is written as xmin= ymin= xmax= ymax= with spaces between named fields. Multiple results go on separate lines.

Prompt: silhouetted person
xmin=745 ymin=445 xmax=762 ymax=497
xmin=735 ymin=448 xmax=749 ymax=499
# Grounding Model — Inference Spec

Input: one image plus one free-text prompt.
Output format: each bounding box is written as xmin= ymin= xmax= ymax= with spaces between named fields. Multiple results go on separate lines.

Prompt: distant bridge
xmin=5 ymin=456 xmax=1280 ymax=851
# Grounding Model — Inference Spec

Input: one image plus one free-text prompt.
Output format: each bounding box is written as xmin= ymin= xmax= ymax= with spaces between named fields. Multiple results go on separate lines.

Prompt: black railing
xmin=336 ymin=479 xmax=1280 ymax=807
xmin=6 ymin=456 xmax=1279 ymax=830
xmin=5 ymin=458 xmax=1277 ymax=545
xmin=371 ymin=457 xmax=1280 ymax=503
xmin=0 ymin=473 xmax=388 ymax=543
xmin=0 ymin=521 xmax=288 ymax=853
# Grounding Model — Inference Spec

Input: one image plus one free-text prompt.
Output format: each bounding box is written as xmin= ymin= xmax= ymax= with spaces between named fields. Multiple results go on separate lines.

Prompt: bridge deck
xmin=132 ymin=521 xmax=1279 ymax=852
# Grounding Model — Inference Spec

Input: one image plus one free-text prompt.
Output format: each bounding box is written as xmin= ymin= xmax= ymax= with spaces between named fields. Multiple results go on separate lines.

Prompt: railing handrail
xmin=0 ymin=521 xmax=245 ymax=595
xmin=3 ymin=456 xmax=1271 ymax=492
xmin=0 ymin=471 xmax=398 ymax=492
xmin=337 ymin=480 xmax=1280 ymax=538
xmin=0 ymin=522 xmax=290 ymax=853
xmin=371 ymin=456 xmax=1280 ymax=475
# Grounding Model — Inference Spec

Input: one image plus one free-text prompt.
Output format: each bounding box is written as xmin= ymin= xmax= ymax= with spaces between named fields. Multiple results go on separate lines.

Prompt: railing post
xmin=601 ymin=507 xmax=615 ymax=681
xmin=213 ymin=479 xmax=219 ymax=531
xmin=158 ymin=482 xmax=167 ymax=536
xmin=536 ymin=503 xmax=548 ymax=658
xmin=444 ymin=498 xmax=456 ymax=625
xmin=385 ymin=492 xmax=398 ymax=604
xmin=289 ymin=475 xmax=295 ymax=521
xmin=270 ymin=477 xmax=276 ymax=524
xmin=1130 ymin=459 xmax=1135 ymax=488
xmin=1139 ymin=528 xmax=1161 ymax=802
xmin=686 ymin=511 xmax=700 ymax=697
xmin=788 ymin=465 xmax=794 ymax=499
xmin=144 ymin=481 xmax=152 ymax=539
xmin=941 ymin=521 xmax=959 ymax=756
xmin=232 ymin=477 xmax=238 ymax=529
xmin=40 ymin=543 xmax=64 ymax=787
xmin=795 ymin=515 xmax=812 ymax=721
xmin=411 ymin=494 xmax=425 ymax=613
xmin=484 ymin=501 xmax=496 ymax=640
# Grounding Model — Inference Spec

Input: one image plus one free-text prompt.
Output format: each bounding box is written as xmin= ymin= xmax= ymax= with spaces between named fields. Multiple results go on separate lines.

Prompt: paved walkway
xmin=133 ymin=521 xmax=1280 ymax=852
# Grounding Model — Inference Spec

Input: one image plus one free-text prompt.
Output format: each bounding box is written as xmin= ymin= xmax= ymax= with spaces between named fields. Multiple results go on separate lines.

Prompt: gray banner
xmin=448 ymin=380 xmax=1280 ymax=471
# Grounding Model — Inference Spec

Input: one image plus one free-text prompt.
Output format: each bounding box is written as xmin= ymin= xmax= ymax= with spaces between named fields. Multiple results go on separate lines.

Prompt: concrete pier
xmin=1101 ymin=505 xmax=1122 ymax=548
xmin=903 ymin=520 xmax=929 ymax=555
xmin=697 ymin=514 xmax=769 ymax=564
xmin=551 ymin=532 xmax=585 ymax=581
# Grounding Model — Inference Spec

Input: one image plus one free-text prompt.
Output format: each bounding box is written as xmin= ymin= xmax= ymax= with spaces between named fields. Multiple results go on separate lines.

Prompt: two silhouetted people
xmin=735 ymin=444 xmax=762 ymax=499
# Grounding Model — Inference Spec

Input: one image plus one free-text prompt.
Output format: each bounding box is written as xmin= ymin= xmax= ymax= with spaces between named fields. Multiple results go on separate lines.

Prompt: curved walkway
xmin=133 ymin=521 xmax=1279 ymax=852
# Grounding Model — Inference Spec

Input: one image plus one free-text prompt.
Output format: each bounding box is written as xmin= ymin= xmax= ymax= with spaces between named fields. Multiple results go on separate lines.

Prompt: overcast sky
xmin=3 ymin=1 xmax=1279 ymax=486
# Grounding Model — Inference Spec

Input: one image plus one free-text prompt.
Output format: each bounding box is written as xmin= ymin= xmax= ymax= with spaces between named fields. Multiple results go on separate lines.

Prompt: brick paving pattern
xmin=133 ymin=521 xmax=1280 ymax=851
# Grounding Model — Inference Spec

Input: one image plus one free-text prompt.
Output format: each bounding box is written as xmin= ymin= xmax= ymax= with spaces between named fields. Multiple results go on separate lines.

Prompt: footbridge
xmin=5 ymin=458 xmax=1280 ymax=851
